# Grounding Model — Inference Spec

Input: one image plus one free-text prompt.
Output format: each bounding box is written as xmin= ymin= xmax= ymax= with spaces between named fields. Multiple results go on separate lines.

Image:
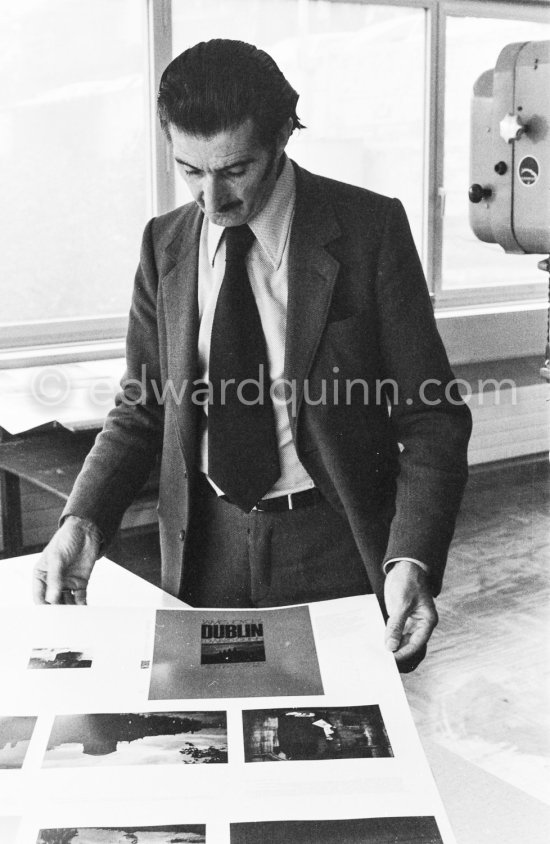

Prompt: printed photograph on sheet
xmin=149 ymin=606 xmax=323 ymax=699
xmin=42 ymin=711 xmax=227 ymax=767
xmin=36 ymin=825 xmax=206 ymax=843
xmin=0 ymin=715 xmax=37 ymax=769
xmin=28 ymin=647 xmax=93 ymax=669
xmin=230 ymin=816 xmax=444 ymax=843
xmin=0 ymin=816 xmax=21 ymax=843
xmin=201 ymin=620 xmax=265 ymax=664
xmin=242 ymin=705 xmax=393 ymax=762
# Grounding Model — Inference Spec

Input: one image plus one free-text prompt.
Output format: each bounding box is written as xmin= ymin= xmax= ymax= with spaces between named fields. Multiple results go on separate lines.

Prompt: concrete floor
xmin=402 ymin=458 xmax=550 ymax=805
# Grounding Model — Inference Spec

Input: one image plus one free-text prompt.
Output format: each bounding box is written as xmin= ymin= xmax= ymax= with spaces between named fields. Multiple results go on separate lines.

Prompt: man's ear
xmin=276 ymin=117 xmax=294 ymax=156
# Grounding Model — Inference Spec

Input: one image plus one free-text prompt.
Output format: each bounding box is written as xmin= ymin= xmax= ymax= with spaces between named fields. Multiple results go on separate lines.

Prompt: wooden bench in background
xmin=0 ymin=425 xmax=159 ymax=561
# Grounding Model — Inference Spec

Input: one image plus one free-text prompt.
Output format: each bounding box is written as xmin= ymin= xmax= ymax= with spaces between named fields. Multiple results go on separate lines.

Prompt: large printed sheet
xmin=0 ymin=596 xmax=456 ymax=843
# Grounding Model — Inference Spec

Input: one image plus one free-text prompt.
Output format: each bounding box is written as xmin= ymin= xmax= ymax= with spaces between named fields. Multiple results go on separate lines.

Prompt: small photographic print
xmin=201 ymin=619 xmax=266 ymax=665
xmin=42 ymin=711 xmax=228 ymax=767
xmin=0 ymin=715 xmax=37 ymax=769
xmin=242 ymin=705 xmax=393 ymax=762
xmin=36 ymin=825 xmax=206 ymax=843
xmin=230 ymin=816 xmax=443 ymax=843
xmin=28 ymin=648 xmax=92 ymax=669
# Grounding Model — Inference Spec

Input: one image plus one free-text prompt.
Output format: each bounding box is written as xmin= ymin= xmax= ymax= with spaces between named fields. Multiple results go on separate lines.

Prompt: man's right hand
xmin=33 ymin=516 xmax=102 ymax=605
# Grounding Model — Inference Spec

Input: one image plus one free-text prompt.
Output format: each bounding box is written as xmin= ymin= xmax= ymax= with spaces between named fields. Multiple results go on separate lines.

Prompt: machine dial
xmin=468 ymin=184 xmax=492 ymax=204
xmin=499 ymin=112 xmax=525 ymax=143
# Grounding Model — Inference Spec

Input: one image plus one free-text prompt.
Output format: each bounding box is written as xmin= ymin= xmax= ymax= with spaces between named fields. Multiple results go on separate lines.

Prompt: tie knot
xmin=224 ymin=224 xmax=255 ymax=262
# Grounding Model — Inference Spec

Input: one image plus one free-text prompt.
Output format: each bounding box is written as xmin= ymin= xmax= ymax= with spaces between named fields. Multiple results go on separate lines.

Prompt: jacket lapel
xmin=158 ymin=165 xmax=342 ymax=459
xmin=285 ymin=164 xmax=341 ymax=436
xmin=160 ymin=204 xmax=203 ymax=468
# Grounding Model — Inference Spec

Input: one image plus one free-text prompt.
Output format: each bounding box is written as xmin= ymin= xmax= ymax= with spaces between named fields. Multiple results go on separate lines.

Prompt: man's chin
xmin=204 ymin=207 xmax=247 ymax=227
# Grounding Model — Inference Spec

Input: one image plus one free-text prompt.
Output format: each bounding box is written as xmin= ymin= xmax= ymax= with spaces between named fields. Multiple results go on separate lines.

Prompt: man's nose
xmin=201 ymin=175 xmax=228 ymax=214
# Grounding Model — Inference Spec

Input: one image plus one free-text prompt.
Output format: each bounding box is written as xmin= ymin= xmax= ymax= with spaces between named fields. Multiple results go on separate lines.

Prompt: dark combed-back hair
xmin=157 ymin=39 xmax=304 ymax=147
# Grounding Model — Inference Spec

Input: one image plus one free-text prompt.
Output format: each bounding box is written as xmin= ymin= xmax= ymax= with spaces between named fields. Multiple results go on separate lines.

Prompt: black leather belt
xmin=201 ymin=474 xmax=322 ymax=512
xmin=250 ymin=487 xmax=322 ymax=512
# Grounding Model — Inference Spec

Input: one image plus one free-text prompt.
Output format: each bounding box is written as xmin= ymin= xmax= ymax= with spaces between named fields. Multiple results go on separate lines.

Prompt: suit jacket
xmin=64 ymin=162 xmax=472 ymax=601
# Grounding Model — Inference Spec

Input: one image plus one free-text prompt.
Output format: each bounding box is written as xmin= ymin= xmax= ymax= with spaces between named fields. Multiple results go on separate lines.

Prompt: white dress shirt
xmin=195 ymin=156 xmax=427 ymax=576
xmin=197 ymin=156 xmax=315 ymax=498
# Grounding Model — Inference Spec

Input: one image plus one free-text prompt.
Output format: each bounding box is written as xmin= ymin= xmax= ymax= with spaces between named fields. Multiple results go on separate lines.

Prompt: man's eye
xmin=225 ymin=169 xmax=245 ymax=178
xmin=183 ymin=169 xmax=200 ymax=177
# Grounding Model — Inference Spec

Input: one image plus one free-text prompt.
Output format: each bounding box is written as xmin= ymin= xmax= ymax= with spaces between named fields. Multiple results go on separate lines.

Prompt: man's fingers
xmin=44 ymin=559 xmax=66 ymax=605
xmin=32 ymin=571 xmax=47 ymax=605
xmin=383 ymin=562 xmax=438 ymax=672
xmin=33 ymin=568 xmax=89 ymax=606
xmin=393 ymin=628 xmax=428 ymax=662
xmin=45 ymin=584 xmax=64 ymax=604
xmin=391 ymin=611 xmax=437 ymax=669
xmin=384 ymin=608 xmax=409 ymax=653
xmin=395 ymin=643 xmax=428 ymax=673
xmin=31 ymin=518 xmax=98 ymax=606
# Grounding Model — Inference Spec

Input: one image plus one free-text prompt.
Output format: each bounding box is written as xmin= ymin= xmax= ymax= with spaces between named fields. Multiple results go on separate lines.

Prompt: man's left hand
xmin=384 ymin=560 xmax=438 ymax=673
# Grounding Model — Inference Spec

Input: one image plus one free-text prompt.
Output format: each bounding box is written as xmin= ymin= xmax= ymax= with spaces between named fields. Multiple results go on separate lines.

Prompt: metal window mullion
xmin=426 ymin=1 xmax=446 ymax=303
xmin=147 ymin=0 xmax=174 ymax=217
xmin=326 ymin=0 xmax=437 ymax=10
xmin=423 ymin=2 xmax=438 ymax=297
xmin=442 ymin=1 xmax=550 ymax=25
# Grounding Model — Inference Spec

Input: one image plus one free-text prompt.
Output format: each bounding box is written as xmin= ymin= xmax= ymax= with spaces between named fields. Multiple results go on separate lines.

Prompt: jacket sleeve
xmin=61 ymin=218 xmax=165 ymax=545
xmin=374 ymin=199 xmax=472 ymax=595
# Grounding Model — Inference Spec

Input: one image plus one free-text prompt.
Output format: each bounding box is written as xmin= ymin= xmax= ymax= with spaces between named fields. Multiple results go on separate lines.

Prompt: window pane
xmin=443 ymin=15 xmax=550 ymax=291
xmin=172 ymin=0 xmax=427 ymax=256
xmin=0 ymin=0 xmax=149 ymax=328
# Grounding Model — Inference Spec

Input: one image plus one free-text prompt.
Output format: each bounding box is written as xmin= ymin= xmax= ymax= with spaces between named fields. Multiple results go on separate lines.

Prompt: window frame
xmin=433 ymin=0 xmax=550 ymax=310
xmin=1 ymin=0 xmax=548 ymax=368
xmin=0 ymin=0 xmax=167 ymax=365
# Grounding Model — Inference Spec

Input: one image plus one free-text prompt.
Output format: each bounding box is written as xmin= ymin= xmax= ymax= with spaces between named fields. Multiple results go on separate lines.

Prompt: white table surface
xmin=1 ymin=553 xmax=548 ymax=843
xmin=0 ymin=553 xmax=187 ymax=608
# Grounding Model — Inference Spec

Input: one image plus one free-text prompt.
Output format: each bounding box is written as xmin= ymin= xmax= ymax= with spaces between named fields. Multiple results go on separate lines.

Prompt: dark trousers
xmin=182 ymin=476 xmax=371 ymax=608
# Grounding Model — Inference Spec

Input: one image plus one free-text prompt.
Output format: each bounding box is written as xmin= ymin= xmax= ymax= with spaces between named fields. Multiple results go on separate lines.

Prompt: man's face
xmin=170 ymin=117 xmax=289 ymax=227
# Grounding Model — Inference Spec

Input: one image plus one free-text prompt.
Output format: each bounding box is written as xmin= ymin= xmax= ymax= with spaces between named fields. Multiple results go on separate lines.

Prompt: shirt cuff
xmin=383 ymin=557 xmax=429 ymax=576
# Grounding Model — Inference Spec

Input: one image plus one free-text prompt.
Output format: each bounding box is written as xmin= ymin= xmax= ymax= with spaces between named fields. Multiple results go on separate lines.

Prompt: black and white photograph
xmin=242 ymin=705 xmax=393 ymax=762
xmin=36 ymin=826 xmax=206 ymax=844
xmin=1 ymin=2 xmax=549 ymax=843
xmin=28 ymin=647 xmax=93 ymax=669
xmin=230 ymin=816 xmax=443 ymax=843
xmin=149 ymin=606 xmax=323 ymax=699
xmin=42 ymin=712 xmax=228 ymax=767
xmin=201 ymin=619 xmax=265 ymax=665
xmin=0 ymin=715 xmax=37 ymax=769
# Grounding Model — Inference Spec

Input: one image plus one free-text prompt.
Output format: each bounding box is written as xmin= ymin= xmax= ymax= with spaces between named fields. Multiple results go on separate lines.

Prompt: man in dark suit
xmin=34 ymin=40 xmax=471 ymax=671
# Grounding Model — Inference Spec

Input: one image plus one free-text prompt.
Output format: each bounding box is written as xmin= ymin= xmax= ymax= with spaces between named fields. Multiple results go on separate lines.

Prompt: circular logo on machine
xmin=518 ymin=156 xmax=540 ymax=186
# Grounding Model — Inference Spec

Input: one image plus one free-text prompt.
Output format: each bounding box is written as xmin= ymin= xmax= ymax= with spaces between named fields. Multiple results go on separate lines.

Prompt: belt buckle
xmin=252 ymin=492 xmax=296 ymax=512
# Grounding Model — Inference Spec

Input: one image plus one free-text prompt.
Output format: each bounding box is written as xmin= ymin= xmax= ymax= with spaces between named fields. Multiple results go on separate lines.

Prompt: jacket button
xmin=179 ymin=529 xmax=186 ymax=542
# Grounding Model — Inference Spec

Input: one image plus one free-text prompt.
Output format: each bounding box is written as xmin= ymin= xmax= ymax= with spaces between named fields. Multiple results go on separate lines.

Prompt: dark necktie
xmin=208 ymin=224 xmax=280 ymax=511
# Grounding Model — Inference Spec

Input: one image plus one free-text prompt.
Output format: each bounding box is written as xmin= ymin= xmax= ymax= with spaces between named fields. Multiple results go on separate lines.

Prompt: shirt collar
xmin=206 ymin=156 xmax=296 ymax=269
